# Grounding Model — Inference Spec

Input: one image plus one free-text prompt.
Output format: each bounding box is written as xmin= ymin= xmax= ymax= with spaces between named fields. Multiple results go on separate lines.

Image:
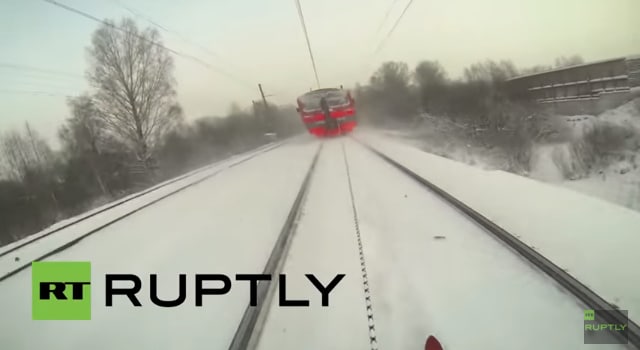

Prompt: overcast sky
xmin=1 ymin=0 xmax=639 ymax=146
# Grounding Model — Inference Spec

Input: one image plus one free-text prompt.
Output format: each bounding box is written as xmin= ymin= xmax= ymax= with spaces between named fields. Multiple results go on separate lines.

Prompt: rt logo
xmin=32 ymin=261 xmax=91 ymax=320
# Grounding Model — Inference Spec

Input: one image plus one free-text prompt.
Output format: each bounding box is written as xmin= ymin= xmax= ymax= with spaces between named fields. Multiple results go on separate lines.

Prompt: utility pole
xmin=258 ymin=84 xmax=268 ymax=110
xmin=24 ymin=122 xmax=60 ymax=213
xmin=258 ymin=83 xmax=271 ymax=133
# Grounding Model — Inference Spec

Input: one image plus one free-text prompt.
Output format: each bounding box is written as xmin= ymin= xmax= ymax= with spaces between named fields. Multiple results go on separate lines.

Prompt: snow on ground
xmin=562 ymin=168 xmax=640 ymax=212
xmin=1 ymin=131 xmax=635 ymax=349
xmin=257 ymin=140 xmax=371 ymax=350
xmin=356 ymin=130 xmax=640 ymax=325
xmin=554 ymin=99 xmax=640 ymax=211
xmin=260 ymin=137 xmax=628 ymax=349
xmin=343 ymin=136 xmax=631 ymax=349
xmin=526 ymin=100 xmax=640 ymax=212
xmin=0 ymin=141 xmax=289 ymax=273
xmin=600 ymin=99 xmax=640 ymax=132
xmin=0 ymin=137 xmax=319 ymax=350
xmin=0 ymin=140 xmax=284 ymax=256
xmin=371 ymin=117 xmax=507 ymax=171
xmin=376 ymin=99 xmax=640 ymax=213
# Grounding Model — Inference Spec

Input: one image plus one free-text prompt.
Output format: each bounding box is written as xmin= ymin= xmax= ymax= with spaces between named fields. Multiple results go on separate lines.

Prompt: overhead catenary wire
xmin=352 ymin=0 xmax=415 ymax=86
xmin=106 ymin=0 xmax=288 ymax=100
xmin=0 ymin=63 xmax=87 ymax=97
xmin=0 ymin=62 xmax=84 ymax=80
xmin=0 ymin=89 xmax=75 ymax=97
xmin=107 ymin=0 xmax=268 ymax=93
xmin=4 ymin=80 xmax=82 ymax=92
xmin=294 ymin=0 xmax=321 ymax=89
xmin=106 ymin=0 xmax=232 ymax=66
xmin=42 ymin=0 xmax=256 ymax=91
xmin=374 ymin=0 xmax=416 ymax=54
xmin=374 ymin=0 xmax=401 ymax=37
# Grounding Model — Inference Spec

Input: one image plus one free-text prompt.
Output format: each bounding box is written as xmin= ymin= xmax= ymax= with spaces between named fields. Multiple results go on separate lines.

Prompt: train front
xmin=296 ymin=88 xmax=357 ymax=138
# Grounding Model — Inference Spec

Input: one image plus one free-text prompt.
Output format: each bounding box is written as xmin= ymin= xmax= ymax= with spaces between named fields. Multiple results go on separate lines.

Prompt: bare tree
xmin=464 ymin=60 xmax=518 ymax=83
xmin=371 ymin=61 xmax=412 ymax=90
xmin=414 ymin=61 xmax=448 ymax=113
xmin=1 ymin=125 xmax=59 ymax=212
xmin=60 ymin=95 xmax=109 ymax=195
xmin=87 ymin=18 xmax=183 ymax=165
xmin=369 ymin=61 xmax=417 ymax=119
xmin=24 ymin=123 xmax=54 ymax=170
xmin=414 ymin=61 xmax=447 ymax=88
xmin=0 ymin=124 xmax=53 ymax=182
xmin=1 ymin=130 xmax=32 ymax=181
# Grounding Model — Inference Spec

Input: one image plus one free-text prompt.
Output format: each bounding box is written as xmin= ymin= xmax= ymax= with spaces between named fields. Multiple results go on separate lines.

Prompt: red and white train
xmin=296 ymin=88 xmax=357 ymax=137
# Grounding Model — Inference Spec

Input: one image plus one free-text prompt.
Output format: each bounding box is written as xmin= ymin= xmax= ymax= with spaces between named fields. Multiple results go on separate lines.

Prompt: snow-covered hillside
xmin=379 ymin=98 xmax=640 ymax=212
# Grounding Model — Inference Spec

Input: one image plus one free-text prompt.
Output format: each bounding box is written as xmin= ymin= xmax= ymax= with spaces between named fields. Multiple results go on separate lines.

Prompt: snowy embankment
xmin=379 ymin=99 xmax=640 ymax=212
xmin=356 ymin=130 xmax=640 ymax=324
xmin=553 ymin=100 xmax=640 ymax=211
xmin=0 ymin=138 xmax=319 ymax=350
xmin=0 ymin=140 xmax=284 ymax=256
xmin=0 ymin=141 xmax=284 ymax=276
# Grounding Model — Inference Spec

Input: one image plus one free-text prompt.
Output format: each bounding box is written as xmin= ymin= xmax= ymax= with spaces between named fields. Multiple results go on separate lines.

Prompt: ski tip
xmin=425 ymin=335 xmax=443 ymax=350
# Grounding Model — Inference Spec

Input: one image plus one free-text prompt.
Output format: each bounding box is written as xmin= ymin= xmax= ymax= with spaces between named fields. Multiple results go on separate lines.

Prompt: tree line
xmin=0 ymin=18 xmax=303 ymax=246
xmin=0 ymin=15 xmax=585 ymax=246
xmin=355 ymin=54 xmax=584 ymax=126
xmin=352 ymin=55 xmax=584 ymax=172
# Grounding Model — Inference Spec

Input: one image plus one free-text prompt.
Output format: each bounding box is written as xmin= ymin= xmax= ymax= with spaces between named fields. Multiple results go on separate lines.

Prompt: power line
xmin=106 ymin=0 xmax=224 ymax=62
xmin=0 ymin=89 xmax=75 ymax=97
xmin=42 ymin=0 xmax=256 ymax=91
xmin=4 ymin=81 xmax=81 ymax=92
xmin=0 ymin=62 xmax=84 ymax=79
xmin=294 ymin=0 xmax=321 ymax=89
xmin=374 ymin=0 xmax=401 ymax=36
xmin=105 ymin=0 xmax=283 ymax=97
xmin=374 ymin=0 xmax=416 ymax=54
xmin=352 ymin=0 xmax=414 ymax=83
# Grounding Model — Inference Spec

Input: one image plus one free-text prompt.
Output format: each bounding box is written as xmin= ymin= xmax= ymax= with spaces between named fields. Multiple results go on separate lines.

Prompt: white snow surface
xmin=1 ymin=133 xmax=637 ymax=349
xmin=0 ymin=140 xmax=283 ymax=256
xmin=355 ymin=130 xmax=640 ymax=324
xmin=0 ymin=138 xmax=319 ymax=350
xmin=257 ymin=140 xmax=371 ymax=350
xmin=517 ymin=99 xmax=640 ymax=211
xmin=259 ymin=138 xmax=628 ymax=349
xmin=0 ymin=141 xmax=282 ymax=276
xmin=341 ymin=137 xmax=627 ymax=350
xmin=380 ymin=99 xmax=640 ymax=213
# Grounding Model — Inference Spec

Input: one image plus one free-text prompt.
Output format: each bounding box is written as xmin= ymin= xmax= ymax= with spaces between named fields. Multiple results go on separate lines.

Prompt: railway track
xmin=352 ymin=135 xmax=640 ymax=349
xmin=1 ymin=134 xmax=636 ymax=349
xmin=0 ymin=140 xmax=288 ymax=283
xmin=227 ymin=143 xmax=323 ymax=350
xmin=0 ymin=141 xmax=286 ymax=260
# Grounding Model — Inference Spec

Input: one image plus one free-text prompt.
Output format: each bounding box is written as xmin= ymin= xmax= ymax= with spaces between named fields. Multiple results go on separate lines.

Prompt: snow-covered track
xmin=0 ymin=140 xmax=285 ymax=260
xmin=228 ymin=143 xmax=323 ymax=350
xmin=0 ymin=140 xmax=288 ymax=283
xmin=354 ymin=137 xmax=640 ymax=349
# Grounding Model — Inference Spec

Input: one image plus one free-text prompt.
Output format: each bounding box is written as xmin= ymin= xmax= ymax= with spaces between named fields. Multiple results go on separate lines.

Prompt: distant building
xmin=506 ymin=55 xmax=640 ymax=114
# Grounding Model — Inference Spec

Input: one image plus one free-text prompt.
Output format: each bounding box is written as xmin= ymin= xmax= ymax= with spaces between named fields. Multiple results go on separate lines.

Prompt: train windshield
xmin=299 ymin=89 xmax=349 ymax=111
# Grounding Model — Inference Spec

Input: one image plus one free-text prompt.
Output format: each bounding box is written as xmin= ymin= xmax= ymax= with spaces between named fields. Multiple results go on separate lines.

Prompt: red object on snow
xmin=425 ymin=335 xmax=443 ymax=350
